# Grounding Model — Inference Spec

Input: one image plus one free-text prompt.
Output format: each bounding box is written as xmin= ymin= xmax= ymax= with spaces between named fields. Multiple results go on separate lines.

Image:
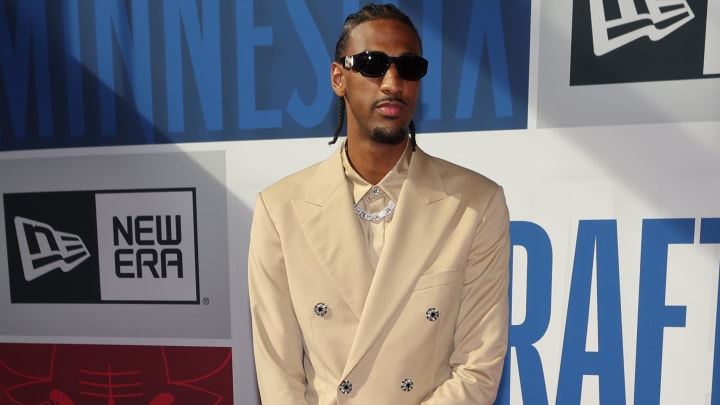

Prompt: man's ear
xmin=331 ymin=62 xmax=346 ymax=97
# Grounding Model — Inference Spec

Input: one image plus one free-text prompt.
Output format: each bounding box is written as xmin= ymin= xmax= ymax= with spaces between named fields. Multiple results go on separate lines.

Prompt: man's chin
xmin=372 ymin=128 xmax=408 ymax=145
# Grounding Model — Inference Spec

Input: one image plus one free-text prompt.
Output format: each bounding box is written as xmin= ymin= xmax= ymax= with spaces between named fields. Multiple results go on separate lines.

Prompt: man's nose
xmin=380 ymin=63 xmax=404 ymax=94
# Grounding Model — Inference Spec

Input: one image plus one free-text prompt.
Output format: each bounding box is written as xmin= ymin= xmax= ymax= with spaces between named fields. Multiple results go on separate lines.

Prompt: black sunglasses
xmin=337 ymin=51 xmax=428 ymax=81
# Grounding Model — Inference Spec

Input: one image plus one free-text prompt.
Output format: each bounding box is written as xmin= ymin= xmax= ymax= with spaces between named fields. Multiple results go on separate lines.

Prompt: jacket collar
xmin=291 ymin=147 xmax=373 ymax=319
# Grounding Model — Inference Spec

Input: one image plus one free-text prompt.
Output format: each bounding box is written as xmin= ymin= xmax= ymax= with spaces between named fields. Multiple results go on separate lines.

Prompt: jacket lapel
xmin=342 ymin=149 xmax=461 ymax=376
xmin=291 ymin=148 xmax=374 ymax=319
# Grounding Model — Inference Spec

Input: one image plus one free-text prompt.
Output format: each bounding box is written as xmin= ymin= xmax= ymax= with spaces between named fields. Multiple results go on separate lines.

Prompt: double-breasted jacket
xmin=248 ymin=146 xmax=510 ymax=404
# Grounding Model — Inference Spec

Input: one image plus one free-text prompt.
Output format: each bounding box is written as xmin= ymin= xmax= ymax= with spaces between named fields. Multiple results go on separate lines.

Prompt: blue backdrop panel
xmin=0 ymin=0 xmax=530 ymax=151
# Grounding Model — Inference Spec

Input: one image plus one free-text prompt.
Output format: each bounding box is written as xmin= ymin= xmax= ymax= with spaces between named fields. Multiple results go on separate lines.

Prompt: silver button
xmin=314 ymin=302 xmax=328 ymax=317
xmin=401 ymin=378 xmax=414 ymax=392
xmin=371 ymin=186 xmax=380 ymax=195
xmin=426 ymin=307 xmax=439 ymax=321
xmin=338 ymin=379 xmax=353 ymax=394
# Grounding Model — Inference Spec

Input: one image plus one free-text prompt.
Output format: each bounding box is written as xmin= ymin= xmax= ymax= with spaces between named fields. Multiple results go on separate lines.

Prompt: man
xmin=248 ymin=4 xmax=509 ymax=404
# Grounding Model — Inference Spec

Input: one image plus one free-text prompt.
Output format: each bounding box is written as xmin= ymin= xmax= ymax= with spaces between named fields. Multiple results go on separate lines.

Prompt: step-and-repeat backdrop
xmin=1 ymin=0 xmax=718 ymax=403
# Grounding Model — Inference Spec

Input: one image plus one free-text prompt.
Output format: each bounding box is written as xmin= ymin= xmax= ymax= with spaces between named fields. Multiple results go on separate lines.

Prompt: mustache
xmin=372 ymin=97 xmax=407 ymax=108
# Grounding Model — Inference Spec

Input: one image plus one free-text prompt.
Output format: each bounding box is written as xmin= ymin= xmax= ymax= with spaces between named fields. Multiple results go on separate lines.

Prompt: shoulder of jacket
xmin=259 ymin=161 xmax=322 ymax=202
xmin=421 ymin=151 xmax=501 ymax=193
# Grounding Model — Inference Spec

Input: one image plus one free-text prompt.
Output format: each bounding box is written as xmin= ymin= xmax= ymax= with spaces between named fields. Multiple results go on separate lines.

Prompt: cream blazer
xmin=248 ymin=146 xmax=510 ymax=404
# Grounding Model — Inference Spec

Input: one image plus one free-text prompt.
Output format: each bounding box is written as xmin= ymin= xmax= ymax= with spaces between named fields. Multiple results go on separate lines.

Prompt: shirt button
xmin=426 ymin=307 xmax=439 ymax=321
xmin=371 ymin=186 xmax=380 ymax=195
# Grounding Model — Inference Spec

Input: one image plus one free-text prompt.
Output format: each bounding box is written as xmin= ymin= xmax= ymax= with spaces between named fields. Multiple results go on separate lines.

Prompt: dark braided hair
xmin=329 ymin=3 xmax=422 ymax=150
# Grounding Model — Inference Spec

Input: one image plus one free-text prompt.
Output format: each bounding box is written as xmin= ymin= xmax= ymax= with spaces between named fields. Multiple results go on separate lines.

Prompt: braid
xmin=409 ymin=119 xmax=417 ymax=151
xmin=329 ymin=97 xmax=346 ymax=146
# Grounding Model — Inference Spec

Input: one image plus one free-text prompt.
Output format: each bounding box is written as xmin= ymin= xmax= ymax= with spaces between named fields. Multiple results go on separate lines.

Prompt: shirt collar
xmin=341 ymin=139 xmax=412 ymax=204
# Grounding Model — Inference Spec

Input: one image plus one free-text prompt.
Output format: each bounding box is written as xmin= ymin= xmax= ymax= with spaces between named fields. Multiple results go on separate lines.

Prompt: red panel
xmin=0 ymin=343 xmax=233 ymax=404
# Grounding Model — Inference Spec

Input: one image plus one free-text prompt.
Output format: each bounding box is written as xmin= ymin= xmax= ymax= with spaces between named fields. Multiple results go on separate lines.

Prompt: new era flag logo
xmin=14 ymin=216 xmax=90 ymax=282
xmin=570 ymin=0 xmax=718 ymax=84
xmin=590 ymin=0 xmax=694 ymax=56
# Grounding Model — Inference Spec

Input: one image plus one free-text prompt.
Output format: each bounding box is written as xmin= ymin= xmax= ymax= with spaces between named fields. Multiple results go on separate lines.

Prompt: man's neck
xmin=346 ymin=138 xmax=408 ymax=185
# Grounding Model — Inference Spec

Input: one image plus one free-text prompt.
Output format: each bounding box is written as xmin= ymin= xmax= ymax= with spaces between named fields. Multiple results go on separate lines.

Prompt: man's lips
xmin=374 ymin=98 xmax=406 ymax=117
xmin=377 ymin=103 xmax=403 ymax=117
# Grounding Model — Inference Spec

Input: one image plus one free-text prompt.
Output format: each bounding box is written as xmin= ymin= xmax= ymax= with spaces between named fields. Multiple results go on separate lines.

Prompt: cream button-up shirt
xmin=341 ymin=141 xmax=412 ymax=269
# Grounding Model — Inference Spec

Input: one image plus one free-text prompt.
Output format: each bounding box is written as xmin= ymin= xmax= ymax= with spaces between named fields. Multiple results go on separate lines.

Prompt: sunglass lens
xmin=358 ymin=52 xmax=390 ymax=77
xmin=397 ymin=56 xmax=427 ymax=81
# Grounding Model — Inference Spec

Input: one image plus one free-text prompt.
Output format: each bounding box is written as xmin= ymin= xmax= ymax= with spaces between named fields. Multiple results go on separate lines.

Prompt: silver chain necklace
xmin=354 ymin=200 xmax=396 ymax=222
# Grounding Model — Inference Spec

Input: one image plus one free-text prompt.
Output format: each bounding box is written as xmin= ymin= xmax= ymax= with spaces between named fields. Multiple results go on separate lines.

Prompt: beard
xmin=372 ymin=126 xmax=407 ymax=145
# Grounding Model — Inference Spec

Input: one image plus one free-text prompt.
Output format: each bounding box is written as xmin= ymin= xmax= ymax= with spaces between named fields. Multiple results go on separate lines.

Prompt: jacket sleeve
xmin=422 ymin=186 xmax=511 ymax=405
xmin=248 ymin=192 xmax=311 ymax=404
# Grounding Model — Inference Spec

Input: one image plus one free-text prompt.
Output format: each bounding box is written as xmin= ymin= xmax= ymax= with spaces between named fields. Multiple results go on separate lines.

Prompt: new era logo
xmin=4 ymin=189 xmax=199 ymax=304
xmin=590 ymin=0 xmax=694 ymax=56
xmin=14 ymin=216 xmax=91 ymax=282
xmin=571 ymin=0 xmax=719 ymax=84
